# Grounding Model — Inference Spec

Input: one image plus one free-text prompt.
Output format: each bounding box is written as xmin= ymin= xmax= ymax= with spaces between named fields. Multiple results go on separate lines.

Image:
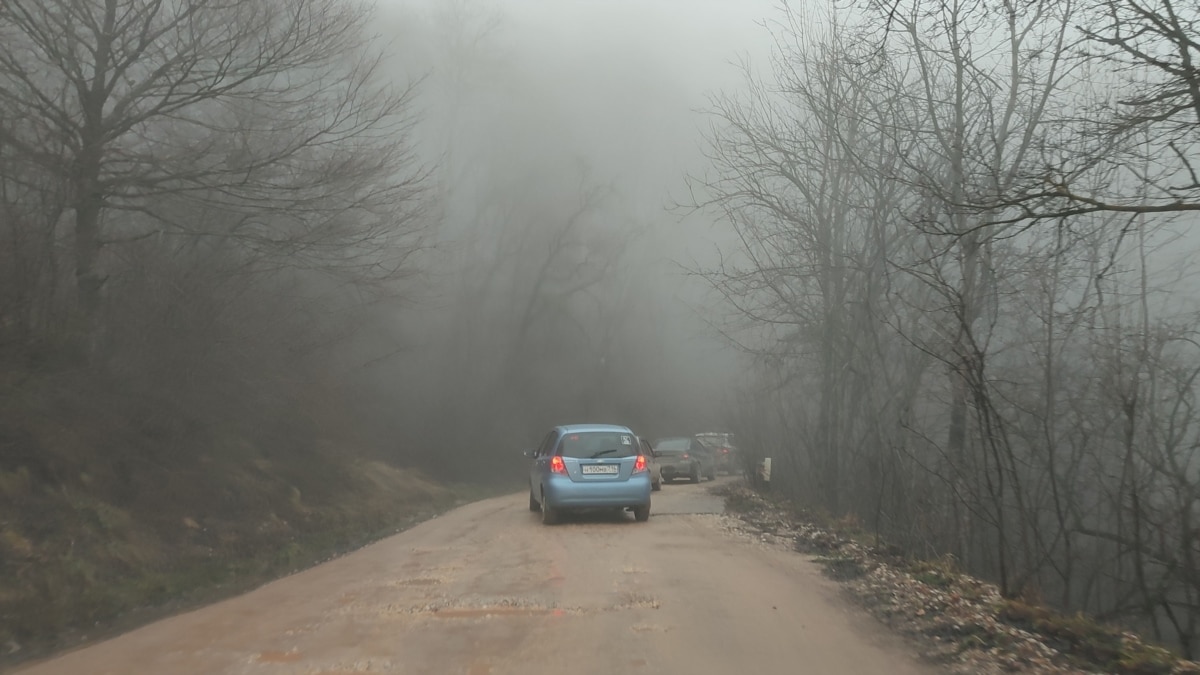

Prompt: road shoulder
xmin=716 ymin=483 xmax=1198 ymax=675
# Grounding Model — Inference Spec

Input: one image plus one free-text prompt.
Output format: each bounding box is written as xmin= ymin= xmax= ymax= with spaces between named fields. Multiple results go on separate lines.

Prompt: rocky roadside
xmin=713 ymin=483 xmax=1200 ymax=675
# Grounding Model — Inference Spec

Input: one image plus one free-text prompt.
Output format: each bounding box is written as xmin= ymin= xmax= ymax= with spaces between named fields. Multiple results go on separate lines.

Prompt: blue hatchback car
xmin=527 ymin=424 xmax=652 ymax=525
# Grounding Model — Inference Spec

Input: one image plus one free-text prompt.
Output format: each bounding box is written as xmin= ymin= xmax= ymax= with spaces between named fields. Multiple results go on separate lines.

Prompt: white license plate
xmin=581 ymin=464 xmax=619 ymax=475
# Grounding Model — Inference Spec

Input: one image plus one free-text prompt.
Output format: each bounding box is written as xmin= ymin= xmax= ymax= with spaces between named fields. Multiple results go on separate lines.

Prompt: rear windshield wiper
xmin=589 ymin=449 xmax=618 ymax=458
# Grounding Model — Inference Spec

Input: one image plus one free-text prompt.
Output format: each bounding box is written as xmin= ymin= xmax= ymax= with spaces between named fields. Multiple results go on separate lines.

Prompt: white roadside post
xmin=757 ymin=457 xmax=771 ymax=491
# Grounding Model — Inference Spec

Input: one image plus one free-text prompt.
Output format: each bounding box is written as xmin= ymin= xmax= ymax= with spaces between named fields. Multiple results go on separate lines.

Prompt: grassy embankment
xmin=0 ymin=368 xmax=507 ymax=669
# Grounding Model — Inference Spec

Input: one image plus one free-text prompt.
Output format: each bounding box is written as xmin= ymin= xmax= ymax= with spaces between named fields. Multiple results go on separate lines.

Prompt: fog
xmin=338 ymin=0 xmax=778 ymax=477
xmin=7 ymin=0 xmax=1200 ymax=663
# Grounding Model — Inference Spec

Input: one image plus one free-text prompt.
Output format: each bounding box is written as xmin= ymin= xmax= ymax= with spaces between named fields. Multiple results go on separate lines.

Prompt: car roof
xmin=557 ymin=423 xmax=634 ymax=434
xmin=655 ymin=436 xmax=693 ymax=441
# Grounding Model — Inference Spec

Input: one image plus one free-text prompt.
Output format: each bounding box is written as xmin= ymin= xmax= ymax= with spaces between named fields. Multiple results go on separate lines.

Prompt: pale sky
xmin=379 ymin=0 xmax=777 ymax=202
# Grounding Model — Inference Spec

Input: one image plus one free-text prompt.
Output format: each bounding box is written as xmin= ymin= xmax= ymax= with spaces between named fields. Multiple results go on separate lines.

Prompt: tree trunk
xmin=72 ymin=144 xmax=105 ymax=352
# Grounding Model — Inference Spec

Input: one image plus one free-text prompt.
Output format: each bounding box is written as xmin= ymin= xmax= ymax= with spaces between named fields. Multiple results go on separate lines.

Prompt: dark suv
xmin=695 ymin=433 xmax=739 ymax=475
xmin=652 ymin=437 xmax=716 ymax=483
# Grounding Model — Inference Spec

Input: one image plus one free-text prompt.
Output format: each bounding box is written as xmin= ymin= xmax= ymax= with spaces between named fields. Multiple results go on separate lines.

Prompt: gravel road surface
xmin=16 ymin=478 xmax=934 ymax=675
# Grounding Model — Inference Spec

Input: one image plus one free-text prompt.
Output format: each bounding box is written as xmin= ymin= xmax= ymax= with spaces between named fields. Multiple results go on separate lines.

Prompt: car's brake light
xmin=681 ymin=453 xmax=690 ymax=459
xmin=550 ymin=456 xmax=567 ymax=474
xmin=721 ymin=448 xmax=729 ymax=454
xmin=633 ymin=455 xmax=647 ymax=473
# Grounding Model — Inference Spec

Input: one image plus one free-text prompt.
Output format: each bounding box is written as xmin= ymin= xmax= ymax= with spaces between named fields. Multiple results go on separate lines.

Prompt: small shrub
xmin=995 ymin=599 xmax=1183 ymax=674
xmin=1117 ymin=644 xmax=1179 ymax=675
xmin=906 ymin=555 xmax=960 ymax=589
xmin=913 ymin=570 xmax=954 ymax=588
xmin=834 ymin=512 xmax=863 ymax=534
xmin=723 ymin=490 xmax=760 ymax=513
xmin=816 ymin=555 xmax=870 ymax=580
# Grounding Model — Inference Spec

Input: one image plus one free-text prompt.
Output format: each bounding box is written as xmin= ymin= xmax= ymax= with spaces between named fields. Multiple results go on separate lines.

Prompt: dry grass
xmin=0 ymin=368 xmax=464 ymax=669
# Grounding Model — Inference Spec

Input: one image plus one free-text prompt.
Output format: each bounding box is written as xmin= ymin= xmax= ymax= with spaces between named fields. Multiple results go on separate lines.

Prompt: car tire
xmin=706 ymin=469 xmax=716 ymax=481
xmin=652 ymin=477 xmax=662 ymax=492
xmin=529 ymin=490 xmax=540 ymax=512
xmin=633 ymin=503 xmax=650 ymax=522
xmin=690 ymin=467 xmax=700 ymax=484
xmin=540 ymin=494 xmax=559 ymax=525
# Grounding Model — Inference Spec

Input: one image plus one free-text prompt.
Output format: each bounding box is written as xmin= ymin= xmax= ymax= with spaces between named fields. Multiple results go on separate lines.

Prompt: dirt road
xmin=17 ymin=479 xmax=934 ymax=675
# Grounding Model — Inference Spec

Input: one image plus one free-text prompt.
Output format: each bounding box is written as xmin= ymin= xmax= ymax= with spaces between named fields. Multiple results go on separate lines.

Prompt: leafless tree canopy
xmin=0 ymin=0 xmax=441 ymax=654
xmin=695 ymin=0 xmax=1200 ymax=657
xmin=0 ymin=0 xmax=427 ymax=341
xmin=947 ymin=0 xmax=1200 ymax=222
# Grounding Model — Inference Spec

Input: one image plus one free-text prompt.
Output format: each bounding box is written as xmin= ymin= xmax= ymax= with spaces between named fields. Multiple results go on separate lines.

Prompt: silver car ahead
xmin=638 ymin=436 xmax=663 ymax=491
xmin=527 ymin=424 xmax=652 ymax=525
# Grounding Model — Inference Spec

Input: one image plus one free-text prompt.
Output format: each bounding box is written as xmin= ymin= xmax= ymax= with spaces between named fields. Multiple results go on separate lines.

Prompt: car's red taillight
xmin=721 ymin=448 xmax=729 ymax=454
xmin=550 ymin=456 xmax=567 ymax=474
xmin=633 ymin=455 xmax=647 ymax=473
xmin=681 ymin=453 xmax=690 ymax=459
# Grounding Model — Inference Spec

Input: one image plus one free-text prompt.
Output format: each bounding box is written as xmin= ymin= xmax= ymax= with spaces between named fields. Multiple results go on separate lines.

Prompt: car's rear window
xmin=654 ymin=438 xmax=691 ymax=453
xmin=558 ymin=431 xmax=638 ymax=459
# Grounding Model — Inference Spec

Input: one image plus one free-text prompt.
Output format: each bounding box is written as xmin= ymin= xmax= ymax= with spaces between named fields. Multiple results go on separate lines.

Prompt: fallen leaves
xmin=714 ymin=484 xmax=1199 ymax=675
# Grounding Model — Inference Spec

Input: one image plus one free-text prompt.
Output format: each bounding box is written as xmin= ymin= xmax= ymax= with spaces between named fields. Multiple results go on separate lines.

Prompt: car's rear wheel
xmin=690 ymin=466 xmax=700 ymax=483
xmin=529 ymin=490 xmax=539 ymax=512
xmin=633 ymin=503 xmax=650 ymax=522
xmin=652 ymin=477 xmax=662 ymax=491
xmin=706 ymin=468 xmax=716 ymax=481
xmin=540 ymin=493 xmax=559 ymax=525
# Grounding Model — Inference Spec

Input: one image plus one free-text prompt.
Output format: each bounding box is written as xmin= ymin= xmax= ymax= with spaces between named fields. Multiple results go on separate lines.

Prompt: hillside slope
xmin=0 ymin=368 xmax=459 ymax=668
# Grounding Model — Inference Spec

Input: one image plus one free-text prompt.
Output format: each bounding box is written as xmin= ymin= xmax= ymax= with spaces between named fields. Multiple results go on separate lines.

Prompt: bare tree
xmin=697 ymin=0 xmax=1200 ymax=655
xmin=0 ymin=0 xmax=426 ymax=344
xmin=962 ymin=0 xmax=1200 ymax=223
xmin=0 ymin=149 xmax=69 ymax=355
xmin=688 ymin=4 xmax=930 ymax=514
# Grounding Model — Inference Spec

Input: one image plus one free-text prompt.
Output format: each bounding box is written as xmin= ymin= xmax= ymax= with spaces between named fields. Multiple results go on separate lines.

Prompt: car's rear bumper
xmin=543 ymin=473 xmax=651 ymax=509
xmin=659 ymin=463 xmax=695 ymax=479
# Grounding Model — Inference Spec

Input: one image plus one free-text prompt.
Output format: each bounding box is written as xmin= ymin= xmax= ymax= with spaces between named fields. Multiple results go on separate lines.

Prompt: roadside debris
xmin=715 ymin=483 xmax=1200 ymax=675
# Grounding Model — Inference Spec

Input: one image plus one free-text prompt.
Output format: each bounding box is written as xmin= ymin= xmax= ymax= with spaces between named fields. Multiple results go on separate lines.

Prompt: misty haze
xmin=3 ymin=0 xmax=1200 ymax=673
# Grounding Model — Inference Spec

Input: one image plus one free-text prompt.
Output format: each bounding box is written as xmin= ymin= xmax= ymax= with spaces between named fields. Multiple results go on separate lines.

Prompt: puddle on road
xmin=431 ymin=607 xmax=558 ymax=619
xmin=363 ymin=591 xmax=663 ymax=621
xmin=256 ymin=649 xmax=303 ymax=663
xmin=303 ymin=659 xmax=396 ymax=674
xmin=615 ymin=592 xmax=660 ymax=610
xmin=389 ymin=577 xmax=442 ymax=587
